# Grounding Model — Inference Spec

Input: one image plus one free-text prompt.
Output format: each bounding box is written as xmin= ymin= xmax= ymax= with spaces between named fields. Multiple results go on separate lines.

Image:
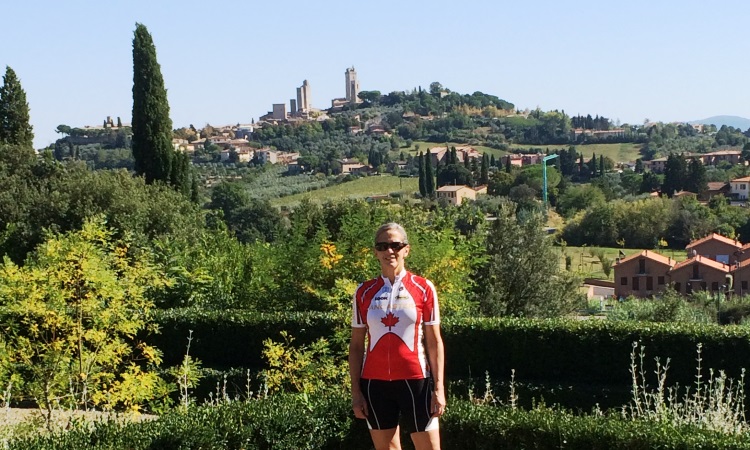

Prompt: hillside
xmin=689 ymin=115 xmax=750 ymax=130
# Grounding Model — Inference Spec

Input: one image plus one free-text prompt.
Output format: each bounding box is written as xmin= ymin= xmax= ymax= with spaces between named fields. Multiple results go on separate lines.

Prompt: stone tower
xmin=345 ymin=67 xmax=359 ymax=105
xmin=296 ymin=80 xmax=311 ymax=113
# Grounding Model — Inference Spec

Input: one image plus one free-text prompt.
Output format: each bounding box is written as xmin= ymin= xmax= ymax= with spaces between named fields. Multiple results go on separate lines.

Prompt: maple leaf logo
xmin=381 ymin=312 xmax=400 ymax=331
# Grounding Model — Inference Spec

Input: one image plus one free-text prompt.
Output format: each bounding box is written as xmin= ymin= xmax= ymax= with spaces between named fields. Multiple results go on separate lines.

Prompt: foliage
xmin=623 ymin=342 xmax=747 ymax=435
xmin=0 ymin=217 xmax=170 ymax=416
xmin=607 ymin=291 xmax=715 ymax=324
xmin=474 ymin=202 xmax=582 ymax=317
xmin=0 ymin=66 xmax=33 ymax=148
xmin=7 ymin=394 xmax=750 ymax=450
xmin=261 ymin=331 xmax=347 ymax=395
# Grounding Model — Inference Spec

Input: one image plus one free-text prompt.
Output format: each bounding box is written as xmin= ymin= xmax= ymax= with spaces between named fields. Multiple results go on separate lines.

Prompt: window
xmin=639 ymin=259 xmax=646 ymax=274
xmin=743 ymin=281 xmax=748 ymax=290
xmin=674 ymin=282 xmax=681 ymax=292
xmin=742 ymin=184 xmax=747 ymax=190
xmin=717 ymin=255 xmax=729 ymax=264
xmin=658 ymin=276 xmax=665 ymax=285
xmin=646 ymin=277 xmax=653 ymax=290
xmin=632 ymin=277 xmax=640 ymax=290
xmin=693 ymin=265 xmax=700 ymax=279
xmin=701 ymin=282 xmax=707 ymax=290
xmin=620 ymin=277 xmax=628 ymax=286
xmin=712 ymin=281 xmax=719 ymax=291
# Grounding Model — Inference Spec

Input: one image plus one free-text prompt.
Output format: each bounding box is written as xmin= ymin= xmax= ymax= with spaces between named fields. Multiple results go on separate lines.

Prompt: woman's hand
xmin=431 ymin=388 xmax=446 ymax=417
xmin=352 ymin=391 xmax=369 ymax=419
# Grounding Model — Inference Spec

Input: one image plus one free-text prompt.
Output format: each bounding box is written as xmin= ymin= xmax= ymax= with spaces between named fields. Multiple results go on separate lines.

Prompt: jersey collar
xmin=381 ymin=269 xmax=408 ymax=286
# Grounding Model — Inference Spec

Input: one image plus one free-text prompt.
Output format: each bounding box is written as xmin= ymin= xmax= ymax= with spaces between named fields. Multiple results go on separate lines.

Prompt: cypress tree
xmin=480 ymin=153 xmax=489 ymax=185
xmin=425 ymin=150 xmax=435 ymax=197
xmin=490 ymin=154 xmax=496 ymax=167
xmin=132 ymin=23 xmax=174 ymax=184
xmin=505 ymin=155 xmax=511 ymax=173
xmin=0 ymin=66 xmax=34 ymax=148
xmin=418 ymin=151 xmax=426 ymax=197
xmin=599 ymin=155 xmax=604 ymax=176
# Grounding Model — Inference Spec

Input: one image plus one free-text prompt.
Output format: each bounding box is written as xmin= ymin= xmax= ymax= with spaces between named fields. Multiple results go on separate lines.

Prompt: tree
xmin=474 ymin=203 xmax=581 ymax=317
xmin=480 ymin=153 xmax=489 ymax=185
xmin=0 ymin=218 xmax=169 ymax=419
xmin=437 ymin=163 xmax=472 ymax=187
xmin=0 ymin=66 xmax=34 ymax=148
xmin=132 ymin=23 xmax=174 ymax=184
xmin=425 ymin=150 xmax=435 ymax=197
xmin=685 ymin=158 xmax=708 ymax=196
xmin=418 ymin=151 xmax=426 ymax=197
xmin=661 ymin=153 xmax=687 ymax=197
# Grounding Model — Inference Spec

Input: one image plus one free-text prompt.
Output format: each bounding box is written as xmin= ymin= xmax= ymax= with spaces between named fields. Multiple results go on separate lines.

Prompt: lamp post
xmin=542 ymin=154 xmax=559 ymax=208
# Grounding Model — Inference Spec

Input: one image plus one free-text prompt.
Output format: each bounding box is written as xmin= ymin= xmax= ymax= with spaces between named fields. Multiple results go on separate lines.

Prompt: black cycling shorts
xmin=360 ymin=378 xmax=438 ymax=433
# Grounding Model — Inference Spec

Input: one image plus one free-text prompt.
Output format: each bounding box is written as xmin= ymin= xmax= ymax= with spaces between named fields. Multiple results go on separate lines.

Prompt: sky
xmin=2 ymin=0 xmax=750 ymax=150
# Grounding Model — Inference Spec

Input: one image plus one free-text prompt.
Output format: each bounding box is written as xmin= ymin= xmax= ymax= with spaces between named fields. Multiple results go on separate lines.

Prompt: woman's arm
xmin=425 ymin=324 xmax=446 ymax=416
xmin=349 ymin=327 xmax=368 ymax=419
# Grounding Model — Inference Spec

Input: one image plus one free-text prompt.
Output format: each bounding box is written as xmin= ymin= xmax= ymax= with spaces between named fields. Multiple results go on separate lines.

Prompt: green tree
xmin=475 ymin=203 xmax=581 ymax=317
xmin=685 ymin=158 xmax=708 ymax=196
xmin=437 ymin=163 xmax=472 ymax=187
xmin=661 ymin=153 xmax=687 ymax=197
xmin=425 ymin=150 xmax=435 ymax=197
xmin=0 ymin=218 xmax=169 ymax=420
xmin=131 ymin=23 xmax=174 ymax=184
xmin=480 ymin=153 xmax=489 ymax=185
xmin=0 ymin=66 xmax=34 ymax=148
xmin=418 ymin=151 xmax=426 ymax=197
xmin=556 ymin=184 xmax=606 ymax=218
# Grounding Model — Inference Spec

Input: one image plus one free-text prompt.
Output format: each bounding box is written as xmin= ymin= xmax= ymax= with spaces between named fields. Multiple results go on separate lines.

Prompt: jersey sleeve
xmin=423 ymin=279 xmax=440 ymax=325
xmin=351 ymin=284 xmax=367 ymax=328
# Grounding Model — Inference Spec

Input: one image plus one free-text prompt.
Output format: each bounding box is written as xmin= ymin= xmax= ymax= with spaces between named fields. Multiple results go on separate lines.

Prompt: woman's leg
xmin=411 ymin=428 xmax=440 ymax=450
xmin=370 ymin=427 xmax=401 ymax=450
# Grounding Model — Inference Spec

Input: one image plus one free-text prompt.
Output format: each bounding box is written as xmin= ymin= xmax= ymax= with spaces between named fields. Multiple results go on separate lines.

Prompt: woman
xmin=349 ymin=222 xmax=446 ymax=450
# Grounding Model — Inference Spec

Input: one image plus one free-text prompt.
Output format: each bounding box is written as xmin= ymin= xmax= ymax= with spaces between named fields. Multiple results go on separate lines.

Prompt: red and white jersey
xmin=352 ymin=270 xmax=440 ymax=380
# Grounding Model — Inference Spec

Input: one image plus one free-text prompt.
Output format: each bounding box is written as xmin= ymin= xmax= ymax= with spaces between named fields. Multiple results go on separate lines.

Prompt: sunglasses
xmin=374 ymin=242 xmax=408 ymax=252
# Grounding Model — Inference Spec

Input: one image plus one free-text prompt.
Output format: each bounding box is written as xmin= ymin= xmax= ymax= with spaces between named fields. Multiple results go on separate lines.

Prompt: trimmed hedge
xmin=442 ymin=318 xmax=750 ymax=388
xmin=9 ymin=395 xmax=750 ymax=449
xmin=148 ymin=310 xmax=750 ymax=391
xmin=147 ymin=308 xmax=339 ymax=367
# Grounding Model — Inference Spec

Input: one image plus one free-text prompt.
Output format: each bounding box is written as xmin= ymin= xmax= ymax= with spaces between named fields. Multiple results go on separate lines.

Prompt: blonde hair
xmin=374 ymin=222 xmax=408 ymax=244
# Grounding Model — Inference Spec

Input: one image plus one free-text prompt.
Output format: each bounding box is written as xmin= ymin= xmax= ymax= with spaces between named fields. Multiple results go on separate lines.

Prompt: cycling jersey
xmin=351 ymin=270 xmax=440 ymax=380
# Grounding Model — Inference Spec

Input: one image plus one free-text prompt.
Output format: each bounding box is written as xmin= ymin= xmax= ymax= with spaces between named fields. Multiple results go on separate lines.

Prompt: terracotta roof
xmin=437 ymin=185 xmax=471 ymax=192
xmin=685 ymin=233 xmax=742 ymax=250
xmin=614 ymin=250 xmax=675 ymax=268
xmin=706 ymin=182 xmax=728 ymax=191
xmin=671 ymin=255 xmax=730 ymax=273
xmin=731 ymin=177 xmax=750 ymax=183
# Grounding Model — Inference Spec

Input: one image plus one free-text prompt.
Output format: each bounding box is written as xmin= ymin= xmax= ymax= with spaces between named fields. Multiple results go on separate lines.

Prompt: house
xmin=672 ymin=190 xmax=697 ymax=199
xmin=731 ymin=259 xmax=750 ymax=295
xmin=613 ymin=250 xmax=675 ymax=298
xmin=256 ymin=148 xmax=278 ymax=164
xmin=338 ymin=159 xmax=368 ymax=175
xmin=729 ymin=176 xmax=750 ymax=200
xmin=436 ymin=185 xmax=477 ymax=205
xmin=669 ymin=255 xmax=730 ymax=295
xmin=700 ymin=182 xmax=730 ymax=201
xmin=428 ymin=146 xmax=480 ymax=166
xmin=685 ymin=233 xmax=742 ymax=265
xmin=582 ymin=278 xmax=616 ymax=301
xmin=644 ymin=157 xmax=668 ymax=173
xmin=700 ymin=150 xmax=742 ymax=167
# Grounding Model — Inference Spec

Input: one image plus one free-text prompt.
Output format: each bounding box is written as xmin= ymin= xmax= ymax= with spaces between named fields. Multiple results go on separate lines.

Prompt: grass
xmin=509 ymin=143 xmax=643 ymax=163
xmin=402 ymin=141 xmax=642 ymax=164
xmin=558 ymin=246 xmax=689 ymax=280
xmin=271 ymin=175 xmax=418 ymax=208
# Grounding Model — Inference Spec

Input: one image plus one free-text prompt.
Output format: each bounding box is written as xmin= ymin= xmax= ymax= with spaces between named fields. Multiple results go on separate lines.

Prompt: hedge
xmin=148 ymin=310 xmax=750 ymax=392
xmin=9 ymin=395 xmax=750 ymax=450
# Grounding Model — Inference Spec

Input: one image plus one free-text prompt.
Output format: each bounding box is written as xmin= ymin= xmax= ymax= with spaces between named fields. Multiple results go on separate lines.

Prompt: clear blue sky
xmin=3 ymin=0 xmax=750 ymax=149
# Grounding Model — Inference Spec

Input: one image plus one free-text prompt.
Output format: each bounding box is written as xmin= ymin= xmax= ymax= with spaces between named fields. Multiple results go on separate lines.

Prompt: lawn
xmin=509 ymin=143 xmax=643 ymax=163
xmin=271 ymin=175 xmax=418 ymax=208
xmin=559 ymin=246 xmax=688 ymax=280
